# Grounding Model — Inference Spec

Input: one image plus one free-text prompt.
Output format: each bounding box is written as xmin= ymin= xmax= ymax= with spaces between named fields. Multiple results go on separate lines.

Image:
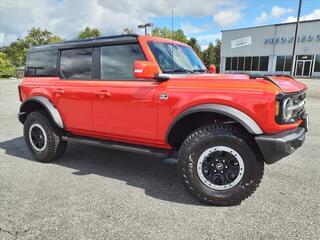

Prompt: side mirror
xmin=208 ymin=64 xmax=216 ymax=73
xmin=133 ymin=61 xmax=160 ymax=79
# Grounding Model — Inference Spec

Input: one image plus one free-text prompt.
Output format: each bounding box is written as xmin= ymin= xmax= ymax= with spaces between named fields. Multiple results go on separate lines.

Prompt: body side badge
xmin=160 ymin=93 xmax=168 ymax=101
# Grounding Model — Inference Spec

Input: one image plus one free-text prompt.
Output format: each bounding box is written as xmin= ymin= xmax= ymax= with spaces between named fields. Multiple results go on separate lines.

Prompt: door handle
xmin=95 ymin=90 xmax=111 ymax=98
xmin=52 ymin=89 xmax=64 ymax=95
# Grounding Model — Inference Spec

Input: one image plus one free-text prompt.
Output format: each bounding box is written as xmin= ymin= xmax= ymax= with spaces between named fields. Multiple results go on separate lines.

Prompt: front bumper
xmin=255 ymin=127 xmax=306 ymax=164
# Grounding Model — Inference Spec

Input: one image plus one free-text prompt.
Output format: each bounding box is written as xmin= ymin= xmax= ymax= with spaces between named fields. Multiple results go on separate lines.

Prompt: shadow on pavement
xmin=0 ymin=137 xmax=202 ymax=206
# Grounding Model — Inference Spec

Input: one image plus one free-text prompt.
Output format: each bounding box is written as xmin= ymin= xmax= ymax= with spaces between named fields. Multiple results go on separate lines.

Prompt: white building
xmin=220 ymin=19 xmax=320 ymax=77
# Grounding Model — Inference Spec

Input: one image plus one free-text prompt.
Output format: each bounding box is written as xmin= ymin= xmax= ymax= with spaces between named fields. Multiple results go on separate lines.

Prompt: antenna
xmin=171 ymin=9 xmax=174 ymax=71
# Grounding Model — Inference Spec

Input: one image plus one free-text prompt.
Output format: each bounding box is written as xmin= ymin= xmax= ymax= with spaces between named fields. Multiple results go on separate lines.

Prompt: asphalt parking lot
xmin=0 ymin=79 xmax=319 ymax=240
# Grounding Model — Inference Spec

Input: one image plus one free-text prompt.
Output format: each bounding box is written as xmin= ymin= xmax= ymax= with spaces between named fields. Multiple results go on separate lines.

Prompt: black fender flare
xmin=166 ymin=104 xmax=263 ymax=143
xmin=18 ymin=96 xmax=64 ymax=129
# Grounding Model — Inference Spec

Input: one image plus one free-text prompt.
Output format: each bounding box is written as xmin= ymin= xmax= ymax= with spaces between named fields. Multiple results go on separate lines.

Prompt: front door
xmin=91 ymin=44 xmax=158 ymax=143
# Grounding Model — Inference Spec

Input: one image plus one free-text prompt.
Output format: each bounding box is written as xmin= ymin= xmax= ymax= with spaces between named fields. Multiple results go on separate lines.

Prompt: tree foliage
xmin=0 ymin=52 xmax=15 ymax=77
xmin=151 ymin=27 xmax=188 ymax=43
xmin=202 ymin=39 xmax=221 ymax=71
xmin=25 ymin=28 xmax=62 ymax=46
xmin=187 ymin=37 xmax=202 ymax=58
xmin=2 ymin=27 xmax=63 ymax=67
xmin=78 ymin=27 xmax=101 ymax=39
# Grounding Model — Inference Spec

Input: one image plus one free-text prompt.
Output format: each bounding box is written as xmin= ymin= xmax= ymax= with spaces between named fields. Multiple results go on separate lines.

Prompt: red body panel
xmin=20 ymin=35 xmax=307 ymax=150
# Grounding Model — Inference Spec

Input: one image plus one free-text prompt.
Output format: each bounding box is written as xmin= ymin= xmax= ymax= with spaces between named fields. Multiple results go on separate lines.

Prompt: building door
xmin=295 ymin=60 xmax=312 ymax=77
xmin=295 ymin=55 xmax=313 ymax=77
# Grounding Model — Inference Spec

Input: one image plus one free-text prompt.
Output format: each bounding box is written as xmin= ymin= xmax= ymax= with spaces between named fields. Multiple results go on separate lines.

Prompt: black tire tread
xmin=177 ymin=124 xmax=264 ymax=206
xmin=24 ymin=111 xmax=67 ymax=162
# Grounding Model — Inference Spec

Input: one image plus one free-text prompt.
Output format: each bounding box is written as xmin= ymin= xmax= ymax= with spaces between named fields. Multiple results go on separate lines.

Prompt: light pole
xmin=138 ymin=23 xmax=154 ymax=35
xmin=291 ymin=0 xmax=302 ymax=76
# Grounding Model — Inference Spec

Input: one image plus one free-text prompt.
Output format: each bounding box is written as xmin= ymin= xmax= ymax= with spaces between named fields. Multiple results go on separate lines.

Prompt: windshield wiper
xmin=163 ymin=68 xmax=193 ymax=74
xmin=192 ymin=69 xmax=207 ymax=73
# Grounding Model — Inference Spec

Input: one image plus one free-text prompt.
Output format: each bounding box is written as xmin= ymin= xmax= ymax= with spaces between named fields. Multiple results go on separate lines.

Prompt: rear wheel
xmin=24 ymin=111 xmax=67 ymax=162
xmin=177 ymin=124 xmax=264 ymax=206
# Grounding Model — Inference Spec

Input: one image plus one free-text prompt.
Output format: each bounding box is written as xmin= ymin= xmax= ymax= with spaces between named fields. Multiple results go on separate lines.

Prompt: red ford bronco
xmin=18 ymin=34 xmax=308 ymax=205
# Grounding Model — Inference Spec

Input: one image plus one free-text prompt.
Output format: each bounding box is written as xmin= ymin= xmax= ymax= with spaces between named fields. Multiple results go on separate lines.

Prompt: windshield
xmin=148 ymin=41 xmax=206 ymax=73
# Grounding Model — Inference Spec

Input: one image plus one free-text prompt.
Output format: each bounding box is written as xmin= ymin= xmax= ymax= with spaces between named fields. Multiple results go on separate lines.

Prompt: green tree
xmin=0 ymin=52 xmax=15 ymax=77
xmin=78 ymin=27 xmax=101 ymax=39
xmin=187 ymin=37 xmax=202 ymax=58
xmin=3 ymin=27 xmax=63 ymax=67
xmin=202 ymin=39 xmax=221 ymax=71
xmin=151 ymin=27 xmax=188 ymax=43
xmin=3 ymin=39 xmax=28 ymax=67
xmin=25 ymin=27 xmax=62 ymax=46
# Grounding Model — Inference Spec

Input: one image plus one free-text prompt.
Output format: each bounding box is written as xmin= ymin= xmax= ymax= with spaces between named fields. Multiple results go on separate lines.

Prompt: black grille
xmin=292 ymin=91 xmax=306 ymax=120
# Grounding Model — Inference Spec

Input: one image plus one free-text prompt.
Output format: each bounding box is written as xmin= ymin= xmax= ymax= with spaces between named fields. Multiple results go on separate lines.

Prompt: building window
xmin=225 ymin=56 xmax=268 ymax=72
xmin=284 ymin=56 xmax=292 ymax=71
xmin=231 ymin=57 xmax=238 ymax=70
xmin=276 ymin=56 xmax=285 ymax=71
xmin=100 ymin=44 xmax=145 ymax=80
xmin=26 ymin=50 xmax=58 ymax=77
xmin=252 ymin=57 xmax=259 ymax=71
xmin=314 ymin=55 xmax=320 ymax=72
xmin=238 ymin=57 xmax=244 ymax=71
xmin=225 ymin=57 xmax=231 ymax=70
xmin=259 ymin=56 xmax=269 ymax=71
xmin=276 ymin=56 xmax=292 ymax=72
xmin=245 ymin=57 xmax=252 ymax=71
xmin=59 ymin=48 xmax=93 ymax=79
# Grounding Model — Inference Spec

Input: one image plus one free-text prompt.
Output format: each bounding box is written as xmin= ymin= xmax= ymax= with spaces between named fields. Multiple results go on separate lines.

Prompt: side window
xmin=59 ymin=48 xmax=92 ymax=79
xmin=26 ymin=50 xmax=57 ymax=77
xmin=100 ymin=44 xmax=145 ymax=80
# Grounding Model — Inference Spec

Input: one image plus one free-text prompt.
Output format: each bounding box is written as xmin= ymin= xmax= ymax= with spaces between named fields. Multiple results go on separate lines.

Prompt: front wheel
xmin=177 ymin=124 xmax=264 ymax=206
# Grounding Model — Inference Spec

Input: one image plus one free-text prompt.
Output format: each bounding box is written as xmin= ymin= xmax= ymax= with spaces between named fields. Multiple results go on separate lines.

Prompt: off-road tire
xmin=177 ymin=124 xmax=264 ymax=206
xmin=24 ymin=111 xmax=67 ymax=162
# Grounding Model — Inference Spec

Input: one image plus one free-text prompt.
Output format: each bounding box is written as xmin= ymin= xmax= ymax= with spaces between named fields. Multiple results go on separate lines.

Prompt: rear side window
xmin=26 ymin=50 xmax=57 ymax=77
xmin=59 ymin=48 xmax=92 ymax=79
xmin=100 ymin=44 xmax=145 ymax=80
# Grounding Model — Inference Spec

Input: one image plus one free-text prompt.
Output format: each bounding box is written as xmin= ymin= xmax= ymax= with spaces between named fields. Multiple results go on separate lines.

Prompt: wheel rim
xmin=28 ymin=123 xmax=47 ymax=152
xmin=197 ymin=146 xmax=245 ymax=190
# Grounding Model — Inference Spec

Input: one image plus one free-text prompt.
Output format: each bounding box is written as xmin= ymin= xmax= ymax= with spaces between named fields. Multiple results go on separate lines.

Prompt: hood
xmin=266 ymin=75 xmax=307 ymax=93
xmin=168 ymin=73 xmax=306 ymax=94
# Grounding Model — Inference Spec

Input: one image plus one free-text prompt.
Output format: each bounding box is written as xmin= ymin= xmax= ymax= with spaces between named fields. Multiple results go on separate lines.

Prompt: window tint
xmin=315 ymin=55 xmax=320 ymax=72
xmin=245 ymin=57 xmax=252 ymax=71
xmin=259 ymin=56 xmax=269 ymax=71
xmin=100 ymin=44 xmax=145 ymax=80
xmin=59 ymin=48 xmax=92 ymax=79
xmin=276 ymin=56 xmax=285 ymax=71
xmin=238 ymin=57 xmax=244 ymax=71
xmin=231 ymin=57 xmax=238 ymax=70
xmin=26 ymin=51 xmax=57 ymax=76
xmin=225 ymin=57 xmax=231 ymax=70
xmin=252 ymin=57 xmax=259 ymax=71
xmin=284 ymin=56 xmax=292 ymax=71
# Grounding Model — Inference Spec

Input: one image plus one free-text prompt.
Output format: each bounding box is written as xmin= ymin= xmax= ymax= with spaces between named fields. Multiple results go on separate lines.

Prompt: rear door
xmin=51 ymin=48 xmax=94 ymax=133
xmin=91 ymin=43 xmax=159 ymax=143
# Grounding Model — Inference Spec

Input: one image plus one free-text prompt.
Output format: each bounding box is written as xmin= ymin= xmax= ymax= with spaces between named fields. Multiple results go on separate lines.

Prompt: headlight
xmin=283 ymin=97 xmax=294 ymax=121
xmin=275 ymin=92 xmax=306 ymax=124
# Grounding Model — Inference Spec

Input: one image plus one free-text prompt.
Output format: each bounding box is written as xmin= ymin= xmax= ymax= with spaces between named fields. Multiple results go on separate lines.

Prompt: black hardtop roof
xmin=29 ymin=34 xmax=139 ymax=52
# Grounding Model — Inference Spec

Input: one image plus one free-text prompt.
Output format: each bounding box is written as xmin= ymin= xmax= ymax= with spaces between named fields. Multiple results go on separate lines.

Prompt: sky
xmin=0 ymin=0 xmax=319 ymax=49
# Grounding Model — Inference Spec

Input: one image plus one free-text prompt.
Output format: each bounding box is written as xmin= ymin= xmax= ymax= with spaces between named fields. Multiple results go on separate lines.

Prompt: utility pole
xmin=138 ymin=23 xmax=154 ymax=35
xmin=290 ymin=0 xmax=302 ymax=76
